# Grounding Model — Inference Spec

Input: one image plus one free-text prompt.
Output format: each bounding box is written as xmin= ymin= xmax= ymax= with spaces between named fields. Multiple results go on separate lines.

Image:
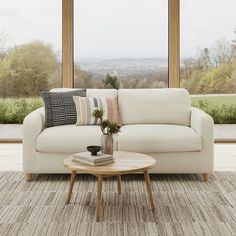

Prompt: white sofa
xmin=23 ymin=88 xmax=214 ymax=181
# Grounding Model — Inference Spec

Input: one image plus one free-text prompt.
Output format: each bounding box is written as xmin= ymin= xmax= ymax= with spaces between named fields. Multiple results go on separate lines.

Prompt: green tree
xmin=0 ymin=59 xmax=10 ymax=98
xmin=0 ymin=41 xmax=58 ymax=97
xmin=181 ymin=39 xmax=236 ymax=94
xmin=103 ymin=74 xmax=120 ymax=89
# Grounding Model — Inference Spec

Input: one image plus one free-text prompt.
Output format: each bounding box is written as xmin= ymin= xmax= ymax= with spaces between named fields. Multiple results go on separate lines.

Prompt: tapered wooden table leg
xmin=96 ymin=175 xmax=103 ymax=222
xmin=26 ymin=173 xmax=33 ymax=182
xmin=144 ymin=170 xmax=155 ymax=209
xmin=117 ymin=175 xmax=122 ymax=194
xmin=203 ymin=173 xmax=209 ymax=182
xmin=66 ymin=171 xmax=77 ymax=204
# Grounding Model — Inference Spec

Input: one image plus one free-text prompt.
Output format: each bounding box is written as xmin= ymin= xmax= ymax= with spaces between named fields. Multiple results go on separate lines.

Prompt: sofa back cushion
xmin=118 ymin=88 xmax=191 ymax=126
xmin=50 ymin=88 xmax=117 ymax=98
xmin=87 ymin=89 xmax=118 ymax=98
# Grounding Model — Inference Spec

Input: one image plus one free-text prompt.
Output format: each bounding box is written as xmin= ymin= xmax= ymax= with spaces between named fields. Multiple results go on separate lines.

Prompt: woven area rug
xmin=0 ymin=172 xmax=235 ymax=236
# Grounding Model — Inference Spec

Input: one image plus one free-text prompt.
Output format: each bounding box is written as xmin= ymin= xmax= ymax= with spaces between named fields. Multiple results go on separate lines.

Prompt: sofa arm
xmin=23 ymin=107 xmax=45 ymax=172
xmin=191 ymin=107 xmax=214 ymax=146
xmin=23 ymin=107 xmax=45 ymax=143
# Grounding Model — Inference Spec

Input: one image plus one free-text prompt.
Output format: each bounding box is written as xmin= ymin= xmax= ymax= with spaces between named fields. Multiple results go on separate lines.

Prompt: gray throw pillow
xmin=42 ymin=89 xmax=86 ymax=128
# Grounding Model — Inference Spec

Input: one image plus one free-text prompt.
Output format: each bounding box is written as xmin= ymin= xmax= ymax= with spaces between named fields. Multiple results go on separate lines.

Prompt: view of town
xmin=74 ymin=58 xmax=168 ymax=89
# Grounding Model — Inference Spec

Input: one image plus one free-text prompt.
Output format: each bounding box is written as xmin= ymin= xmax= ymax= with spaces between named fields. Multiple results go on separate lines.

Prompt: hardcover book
xmin=73 ymin=152 xmax=113 ymax=163
xmin=72 ymin=157 xmax=114 ymax=166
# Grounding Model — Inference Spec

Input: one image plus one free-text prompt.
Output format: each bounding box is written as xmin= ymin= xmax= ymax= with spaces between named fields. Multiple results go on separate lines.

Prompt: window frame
xmin=62 ymin=0 xmax=180 ymax=88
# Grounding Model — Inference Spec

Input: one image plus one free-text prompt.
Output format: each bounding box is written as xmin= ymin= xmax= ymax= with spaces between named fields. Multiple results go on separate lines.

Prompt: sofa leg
xmin=203 ymin=173 xmax=209 ymax=182
xmin=26 ymin=173 xmax=33 ymax=181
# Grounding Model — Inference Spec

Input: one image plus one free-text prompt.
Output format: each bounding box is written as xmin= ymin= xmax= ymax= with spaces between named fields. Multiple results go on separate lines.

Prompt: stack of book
xmin=72 ymin=152 xmax=114 ymax=166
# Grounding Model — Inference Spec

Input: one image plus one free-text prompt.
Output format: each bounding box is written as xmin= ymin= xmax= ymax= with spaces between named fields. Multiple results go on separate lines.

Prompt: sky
xmin=0 ymin=0 xmax=235 ymax=59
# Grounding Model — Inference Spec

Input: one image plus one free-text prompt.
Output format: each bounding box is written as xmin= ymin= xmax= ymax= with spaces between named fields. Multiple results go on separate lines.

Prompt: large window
xmin=0 ymin=0 xmax=62 ymax=123
xmin=74 ymin=0 xmax=168 ymax=89
xmin=180 ymin=0 xmax=236 ymax=124
xmin=0 ymin=0 xmax=62 ymax=98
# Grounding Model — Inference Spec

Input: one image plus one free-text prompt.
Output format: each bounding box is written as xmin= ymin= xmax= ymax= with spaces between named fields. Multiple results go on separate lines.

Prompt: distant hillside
xmin=76 ymin=58 xmax=168 ymax=79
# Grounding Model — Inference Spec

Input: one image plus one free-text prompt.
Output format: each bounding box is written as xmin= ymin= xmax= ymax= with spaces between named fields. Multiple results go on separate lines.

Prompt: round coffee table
xmin=64 ymin=151 xmax=156 ymax=222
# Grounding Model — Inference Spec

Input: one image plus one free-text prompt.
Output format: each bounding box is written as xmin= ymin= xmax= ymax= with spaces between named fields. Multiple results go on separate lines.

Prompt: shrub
xmin=0 ymin=98 xmax=43 ymax=124
xmin=1 ymin=97 xmax=235 ymax=124
xmin=192 ymin=99 xmax=236 ymax=124
xmin=0 ymin=102 xmax=8 ymax=123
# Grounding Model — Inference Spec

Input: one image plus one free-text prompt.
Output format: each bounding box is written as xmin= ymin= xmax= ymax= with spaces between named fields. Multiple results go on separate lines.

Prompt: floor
xmin=0 ymin=143 xmax=236 ymax=172
xmin=0 ymin=144 xmax=235 ymax=236
xmin=214 ymin=124 xmax=236 ymax=142
xmin=0 ymin=172 xmax=235 ymax=236
xmin=0 ymin=124 xmax=22 ymax=142
xmin=1 ymin=124 xmax=236 ymax=142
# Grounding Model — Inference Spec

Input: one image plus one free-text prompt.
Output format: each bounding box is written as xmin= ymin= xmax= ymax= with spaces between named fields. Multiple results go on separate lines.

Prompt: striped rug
xmin=0 ymin=172 xmax=235 ymax=236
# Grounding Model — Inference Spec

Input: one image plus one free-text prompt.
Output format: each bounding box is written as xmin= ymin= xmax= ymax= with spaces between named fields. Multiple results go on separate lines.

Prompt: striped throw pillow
xmin=73 ymin=96 xmax=120 ymax=125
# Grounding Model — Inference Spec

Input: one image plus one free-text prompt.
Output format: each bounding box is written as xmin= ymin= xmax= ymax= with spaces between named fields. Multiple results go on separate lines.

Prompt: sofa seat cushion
xmin=118 ymin=125 xmax=201 ymax=153
xmin=36 ymin=125 xmax=101 ymax=154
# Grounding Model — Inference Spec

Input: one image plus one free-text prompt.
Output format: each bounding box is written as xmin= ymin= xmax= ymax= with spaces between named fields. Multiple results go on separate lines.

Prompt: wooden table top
xmin=64 ymin=151 xmax=156 ymax=175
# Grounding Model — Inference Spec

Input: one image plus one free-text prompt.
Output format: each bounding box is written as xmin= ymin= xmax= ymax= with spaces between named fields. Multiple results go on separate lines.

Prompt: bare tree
xmin=0 ymin=32 xmax=7 ymax=58
xmin=198 ymin=48 xmax=212 ymax=70
xmin=211 ymin=39 xmax=234 ymax=66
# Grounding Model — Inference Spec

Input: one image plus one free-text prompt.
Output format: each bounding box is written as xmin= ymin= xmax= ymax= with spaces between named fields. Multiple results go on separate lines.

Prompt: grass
xmin=191 ymin=95 xmax=236 ymax=106
xmin=0 ymin=98 xmax=43 ymax=124
xmin=0 ymin=95 xmax=235 ymax=124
